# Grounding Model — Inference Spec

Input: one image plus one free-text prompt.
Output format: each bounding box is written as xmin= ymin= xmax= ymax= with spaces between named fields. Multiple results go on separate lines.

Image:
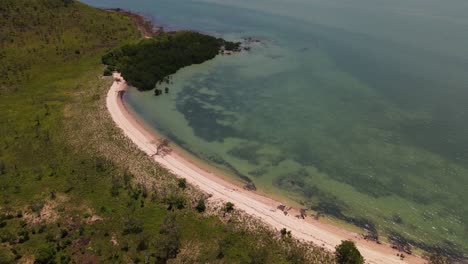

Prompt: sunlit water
xmin=84 ymin=0 xmax=468 ymax=256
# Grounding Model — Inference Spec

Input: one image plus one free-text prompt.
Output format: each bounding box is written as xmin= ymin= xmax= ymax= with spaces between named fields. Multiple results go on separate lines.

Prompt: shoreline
xmin=104 ymin=8 xmax=160 ymax=38
xmin=106 ymin=73 xmax=425 ymax=264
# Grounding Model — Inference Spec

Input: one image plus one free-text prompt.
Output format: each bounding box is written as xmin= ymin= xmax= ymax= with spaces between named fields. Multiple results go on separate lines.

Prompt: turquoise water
xmin=84 ymin=0 xmax=468 ymax=257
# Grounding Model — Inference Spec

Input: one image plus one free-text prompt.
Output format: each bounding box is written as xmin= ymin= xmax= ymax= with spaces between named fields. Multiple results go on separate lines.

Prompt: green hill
xmin=0 ymin=0 xmax=333 ymax=263
xmin=0 ymin=0 xmax=141 ymax=88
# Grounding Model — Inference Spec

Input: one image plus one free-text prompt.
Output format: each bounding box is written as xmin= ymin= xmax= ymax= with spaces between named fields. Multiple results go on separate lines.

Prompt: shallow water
xmin=84 ymin=0 xmax=468 ymax=256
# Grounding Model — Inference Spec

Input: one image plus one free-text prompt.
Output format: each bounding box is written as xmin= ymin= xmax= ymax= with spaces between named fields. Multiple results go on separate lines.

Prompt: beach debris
xmin=295 ymin=209 xmax=307 ymax=219
xmin=151 ymin=138 xmax=172 ymax=156
xmin=243 ymin=182 xmax=257 ymax=191
xmin=389 ymin=234 xmax=413 ymax=255
xmin=300 ymin=208 xmax=307 ymax=219
xmin=117 ymin=90 xmax=125 ymax=99
xmin=363 ymin=230 xmax=380 ymax=243
xmin=277 ymin=204 xmax=286 ymax=211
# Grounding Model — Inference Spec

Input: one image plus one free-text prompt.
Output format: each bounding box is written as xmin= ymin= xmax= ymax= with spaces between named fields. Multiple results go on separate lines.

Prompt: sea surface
xmin=83 ymin=0 xmax=468 ymax=257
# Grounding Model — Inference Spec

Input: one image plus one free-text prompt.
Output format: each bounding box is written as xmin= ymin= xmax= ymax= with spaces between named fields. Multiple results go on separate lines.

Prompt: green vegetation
xmin=177 ymin=178 xmax=187 ymax=189
xmin=335 ymin=241 xmax=364 ymax=264
xmin=0 ymin=0 xmax=333 ymax=263
xmin=101 ymin=31 xmax=241 ymax=90
xmin=0 ymin=0 xmax=140 ymax=88
xmin=195 ymin=199 xmax=206 ymax=213
xmin=280 ymin=228 xmax=292 ymax=239
xmin=224 ymin=202 xmax=235 ymax=213
xmin=428 ymin=254 xmax=454 ymax=264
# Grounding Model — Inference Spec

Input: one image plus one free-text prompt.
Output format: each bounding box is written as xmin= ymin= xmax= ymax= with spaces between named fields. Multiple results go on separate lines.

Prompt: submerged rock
xmin=243 ymin=182 xmax=257 ymax=191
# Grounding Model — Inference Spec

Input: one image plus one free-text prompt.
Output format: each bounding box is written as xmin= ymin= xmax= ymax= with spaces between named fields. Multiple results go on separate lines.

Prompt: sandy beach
xmin=106 ymin=73 xmax=425 ymax=264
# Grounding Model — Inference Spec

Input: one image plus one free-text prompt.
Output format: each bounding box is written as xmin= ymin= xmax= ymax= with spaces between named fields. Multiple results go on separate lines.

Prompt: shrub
xmin=0 ymin=246 xmax=15 ymax=264
xmin=155 ymin=215 xmax=180 ymax=262
xmin=177 ymin=178 xmax=187 ymax=189
xmin=335 ymin=240 xmax=364 ymax=264
xmin=175 ymin=196 xmax=186 ymax=209
xmin=154 ymin=89 xmax=162 ymax=96
xmin=34 ymin=244 xmax=56 ymax=264
xmin=137 ymin=238 xmax=149 ymax=251
xmin=103 ymin=67 xmax=113 ymax=76
xmin=123 ymin=217 xmax=144 ymax=235
xmin=224 ymin=202 xmax=234 ymax=213
xmin=0 ymin=231 xmax=15 ymax=243
xmin=195 ymin=199 xmax=206 ymax=213
xmin=280 ymin=228 xmax=291 ymax=239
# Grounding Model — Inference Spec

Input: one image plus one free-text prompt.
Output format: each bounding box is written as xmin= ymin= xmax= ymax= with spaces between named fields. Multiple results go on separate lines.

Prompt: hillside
xmin=0 ymin=0 xmax=140 ymax=88
xmin=0 ymin=0 xmax=333 ymax=263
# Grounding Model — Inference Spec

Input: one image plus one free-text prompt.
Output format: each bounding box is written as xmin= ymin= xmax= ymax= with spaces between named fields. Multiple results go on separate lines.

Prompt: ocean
xmin=83 ymin=0 xmax=468 ymax=256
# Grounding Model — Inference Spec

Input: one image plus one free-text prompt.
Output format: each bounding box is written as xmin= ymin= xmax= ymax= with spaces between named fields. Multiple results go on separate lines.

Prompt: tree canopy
xmin=102 ymin=31 xmax=241 ymax=90
xmin=335 ymin=240 xmax=364 ymax=264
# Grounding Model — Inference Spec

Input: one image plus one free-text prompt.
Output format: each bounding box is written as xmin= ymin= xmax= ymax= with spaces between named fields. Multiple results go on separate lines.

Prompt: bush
xmin=177 ymin=178 xmax=187 ymax=189
xmin=166 ymin=195 xmax=186 ymax=210
xmin=0 ymin=246 xmax=15 ymax=264
xmin=18 ymin=229 xmax=29 ymax=243
xmin=123 ymin=217 xmax=144 ymax=235
xmin=175 ymin=196 xmax=186 ymax=209
xmin=103 ymin=67 xmax=113 ymax=76
xmin=195 ymin=199 xmax=206 ymax=213
xmin=0 ymin=231 xmax=15 ymax=243
xmin=155 ymin=215 xmax=180 ymax=262
xmin=224 ymin=202 xmax=234 ymax=213
xmin=335 ymin=240 xmax=364 ymax=264
xmin=280 ymin=228 xmax=291 ymax=239
xmin=137 ymin=238 xmax=149 ymax=251
xmin=34 ymin=244 xmax=56 ymax=264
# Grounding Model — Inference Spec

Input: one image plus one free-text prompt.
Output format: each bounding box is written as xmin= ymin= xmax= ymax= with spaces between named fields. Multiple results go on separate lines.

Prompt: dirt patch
xmin=23 ymin=199 xmax=60 ymax=225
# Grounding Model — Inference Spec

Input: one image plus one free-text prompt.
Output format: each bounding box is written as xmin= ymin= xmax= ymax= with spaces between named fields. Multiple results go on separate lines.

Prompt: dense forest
xmin=102 ymin=31 xmax=241 ymax=91
xmin=0 ymin=0 xmax=335 ymax=263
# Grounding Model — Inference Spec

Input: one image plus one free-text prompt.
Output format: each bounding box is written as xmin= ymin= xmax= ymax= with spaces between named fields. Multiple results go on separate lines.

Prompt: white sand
xmin=106 ymin=73 xmax=424 ymax=264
